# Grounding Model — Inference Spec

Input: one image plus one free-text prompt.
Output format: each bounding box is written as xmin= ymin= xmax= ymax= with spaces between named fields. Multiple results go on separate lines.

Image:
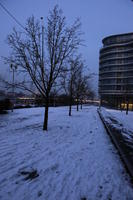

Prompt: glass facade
xmin=99 ymin=33 xmax=133 ymax=109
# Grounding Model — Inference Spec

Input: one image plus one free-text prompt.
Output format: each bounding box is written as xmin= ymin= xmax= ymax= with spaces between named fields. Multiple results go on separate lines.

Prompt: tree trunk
xmin=69 ymin=83 xmax=72 ymax=116
xmin=77 ymin=100 xmax=79 ymax=111
xmin=126 ymin=101 xmax=129 ymax=115
xmin=69 ymin=104 xmax=72 ymax=116
xmin=120 ymin=99 xmax=122 ymax=112
xmin=43 ymin=97 xmax=49 ymax=131
xmin=69 ymin=96 xmax=72 ymax=116
xmin=80 ymin=100 xmax=82 ymax=110
xmin=120 ymin=103 xmax=122 ymax=112
xmin=53 ymin=96 xmax=56 ymax=107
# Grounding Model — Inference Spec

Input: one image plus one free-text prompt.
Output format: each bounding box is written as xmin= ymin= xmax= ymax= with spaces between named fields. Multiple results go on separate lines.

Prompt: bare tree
xmin=73 ymin=63 xmax=87 ymax=111
xmin=62 ymin=56 xmax=82 ymax=116
xmin=5 ymin=5 xmax=83 ymax=130
xmin=76 ymin=75 xmax=94 ymax=110
xmin=72 ymin=62 xmax=96 ymax=111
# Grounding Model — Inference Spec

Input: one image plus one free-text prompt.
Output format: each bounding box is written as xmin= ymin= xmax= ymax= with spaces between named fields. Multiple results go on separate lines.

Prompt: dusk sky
xmin=0 ymin=0 xmax=133 ymax=90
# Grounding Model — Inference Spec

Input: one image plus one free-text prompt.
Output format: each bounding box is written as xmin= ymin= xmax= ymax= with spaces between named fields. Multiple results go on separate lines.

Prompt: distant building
xmin=16 ymin=96 xmax=35 ymax=106
xmin=99 ymin=33 xmax=133 ymax=110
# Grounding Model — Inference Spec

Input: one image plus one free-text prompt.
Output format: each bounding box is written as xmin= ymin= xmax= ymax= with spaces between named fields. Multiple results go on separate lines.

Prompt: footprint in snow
xmin=19 ymin=169 xmax=39 ymax=181
xmin=51 ymin=163 xmax=59 ymax=171
xmin=81 ymin=198 xmax=87 ymax=200
xmin=89 ymin=142 xmax=94 ymax=145
xmin=38 ymin=190 xmax=42 ymax=197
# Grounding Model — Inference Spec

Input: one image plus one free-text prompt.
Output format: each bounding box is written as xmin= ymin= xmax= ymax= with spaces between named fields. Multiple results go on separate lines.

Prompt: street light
xmin=40 ymin=17 xmax=44 ymax=69
xmin=10 ymin=64 xmax=17 ymax=112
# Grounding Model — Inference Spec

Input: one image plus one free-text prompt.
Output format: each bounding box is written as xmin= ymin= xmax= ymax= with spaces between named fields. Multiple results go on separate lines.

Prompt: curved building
xmin=99 ymin=33 xmax=133 ymax=110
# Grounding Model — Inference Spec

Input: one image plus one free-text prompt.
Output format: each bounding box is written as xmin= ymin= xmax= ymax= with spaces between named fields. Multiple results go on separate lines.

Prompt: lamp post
xmin=10 ymin=64 xmax=17 ymax=112
xmin=40 ymin=17 xmax=44 ymax=69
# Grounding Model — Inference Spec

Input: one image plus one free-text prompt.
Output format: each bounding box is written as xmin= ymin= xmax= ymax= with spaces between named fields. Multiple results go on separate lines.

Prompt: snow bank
xmin=100 ymin=108 xmax=133 ymax=143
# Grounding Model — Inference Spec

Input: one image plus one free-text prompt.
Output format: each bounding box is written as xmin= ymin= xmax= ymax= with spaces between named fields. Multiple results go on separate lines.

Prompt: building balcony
xmin=99 ymin=76 xmax=133 ymax=81
xmin=100 ymin=40 xmax=133 ymax=53
xmin=99 ymin=90 xmax=133 ymax=95
xmin=100 ymin=55 xmax=133 ymax=64
xmin=102 ymin=33 xmax=133 ymax=46
xmin=99 ymin=69 xmax=133 ymax=75
xmin=100 ymin=48 xmax=133 ymax=58
xmin=100 ymin=62 xmax=133 ymax=69
xmin=99 ymin=82 xmax=133 ymax=86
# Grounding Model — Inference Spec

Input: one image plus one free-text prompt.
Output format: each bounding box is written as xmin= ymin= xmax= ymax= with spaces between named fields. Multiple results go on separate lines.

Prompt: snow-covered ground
xmin=106 ymin=108 xmax=133 ymax=132
xmin=0 ymin=106 xmax=133 ymax=200
xmin=101 ymin=108 xmax=133 ymax=143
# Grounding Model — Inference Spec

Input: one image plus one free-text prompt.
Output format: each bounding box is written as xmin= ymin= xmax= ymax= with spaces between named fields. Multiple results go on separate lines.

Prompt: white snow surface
xmin=100 ymin=108 xmax=133 ymax=142
xmin=0 ymin=106 xmax=133 ymax=200
xmin=105 ymin=108 xmax=133 ymax=132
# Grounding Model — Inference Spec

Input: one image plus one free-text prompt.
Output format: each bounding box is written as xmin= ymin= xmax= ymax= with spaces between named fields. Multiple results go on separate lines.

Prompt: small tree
xmin=62 ymin=56 xmax=82 ymax=116
xmin=5 ymin=5 xmax=83 ymax=130
xmin=73 ymin=64 xmax=87 ymax=111
xmin=75 ymin=72 xmax=94 ymax=111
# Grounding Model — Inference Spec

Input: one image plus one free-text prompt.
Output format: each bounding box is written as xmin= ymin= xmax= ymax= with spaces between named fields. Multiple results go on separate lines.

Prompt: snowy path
xmin=0 ymin=106 xmax=133 ymax=200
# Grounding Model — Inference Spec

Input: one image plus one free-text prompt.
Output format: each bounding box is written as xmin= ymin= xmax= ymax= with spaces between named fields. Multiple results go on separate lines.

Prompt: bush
xmin=0 ymin=98 xmax=12 ymax=112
